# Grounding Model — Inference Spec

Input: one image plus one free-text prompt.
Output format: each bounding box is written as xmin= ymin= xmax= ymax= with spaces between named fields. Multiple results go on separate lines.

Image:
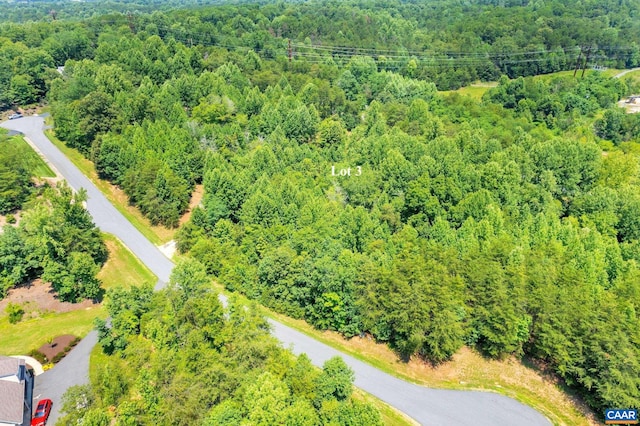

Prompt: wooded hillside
xmin=1 ymin=0 xmax=639 ymax=419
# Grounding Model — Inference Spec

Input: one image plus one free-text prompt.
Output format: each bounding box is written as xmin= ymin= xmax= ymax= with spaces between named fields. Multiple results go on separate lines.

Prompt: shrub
xmin=28 ymin=349 xmax=47 ymax=364
xmin=5 ymin=214 xmax=16 ymax=224
xmin=5 ymin=303 xmax=24 ymax=324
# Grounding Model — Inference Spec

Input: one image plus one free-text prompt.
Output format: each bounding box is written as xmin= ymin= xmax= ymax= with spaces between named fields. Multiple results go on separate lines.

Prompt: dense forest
xmin=1 ymin=0 xmax=640 ymax=419
xmin=57 ymin=259 xmax=382 ymax=425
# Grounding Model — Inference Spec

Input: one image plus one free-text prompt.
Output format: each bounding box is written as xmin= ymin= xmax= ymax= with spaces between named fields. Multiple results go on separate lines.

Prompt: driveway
xmin=2 ymin=116 xmax=551 ymax=425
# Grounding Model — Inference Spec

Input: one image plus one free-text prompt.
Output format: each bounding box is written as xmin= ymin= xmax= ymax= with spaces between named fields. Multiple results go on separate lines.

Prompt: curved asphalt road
xmin=614 ymin=67 xmax=640 ymax=79
xmin=2 ymin=116 xmax=550 ymax=425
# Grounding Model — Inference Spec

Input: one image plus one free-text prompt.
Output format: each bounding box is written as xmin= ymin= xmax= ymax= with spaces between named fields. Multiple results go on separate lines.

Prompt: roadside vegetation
xmin=60 ymin=260 xmax=387 ymax=425
xmin=0 ymin=185 xmax=106 ymax=302
xmin=1 ymin=134 xmax=55 ymax=178
xmin=1 ymin=129 xmax=107 ymax=302
xmin=264 ymin=305 xmax=596 ymax=426
xmin=45 ymin=129 xmax=175 ymax=245
xmin=98 ymin=234 xmax=156 ymax=289
xmin=0 ymin=131 xmax=52 ymax=215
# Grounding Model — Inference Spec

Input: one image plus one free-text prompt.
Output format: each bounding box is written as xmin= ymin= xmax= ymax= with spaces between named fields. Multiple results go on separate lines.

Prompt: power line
xmin=79 ymin=15 xmax=637 ymax=70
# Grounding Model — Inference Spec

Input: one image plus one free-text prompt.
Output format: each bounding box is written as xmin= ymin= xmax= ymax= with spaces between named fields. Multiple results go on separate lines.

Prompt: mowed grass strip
xmin=4 ymin=136 xmax=55 ymax=177
xmin=45 ymin=129 xmax=175 ymax=245
xmin=98 ymin=233 xmax=157 ymax=290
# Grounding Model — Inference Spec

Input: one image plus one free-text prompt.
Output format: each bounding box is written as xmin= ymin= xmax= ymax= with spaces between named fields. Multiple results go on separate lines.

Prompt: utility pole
xmin=573 ymin=46 xmax=583 ymax=77
xmin=288 ymin=39 xmax=292 ymax=63
xmin=581 ymin=45 xmax=592 ymax=78
xmin=127 ymin=12 xmax=136 ymax=34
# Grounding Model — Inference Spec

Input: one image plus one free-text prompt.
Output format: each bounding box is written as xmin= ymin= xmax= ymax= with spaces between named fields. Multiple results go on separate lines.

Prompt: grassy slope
xmin=0 ymin=234 xmax=156 ymax=356
xmin=5 ymin=135 xmax=55 ymax=177
xmin=98 ymin=233 xmax=157 ymax=289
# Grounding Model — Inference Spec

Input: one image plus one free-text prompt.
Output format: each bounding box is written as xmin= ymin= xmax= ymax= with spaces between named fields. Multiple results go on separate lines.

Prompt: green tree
xmin=243 ymin=372 xmax=290 ymax=426
xmin=315 ymin=357 xmax=354 ymax=406
xmin=169 ymin=257 xmax=210 ymax=303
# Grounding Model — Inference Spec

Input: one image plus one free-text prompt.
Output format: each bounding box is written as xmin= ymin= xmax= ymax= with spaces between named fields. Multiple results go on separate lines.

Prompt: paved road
xmin=3 ymin=116 xmax=172 ymax=424
xmin=30 ymin=331 xmax=98 ymax=424
xmin=2 ymin=117 xmax=551 ymax=425
xmin=614 ymin=67 xmax=640 ymax=79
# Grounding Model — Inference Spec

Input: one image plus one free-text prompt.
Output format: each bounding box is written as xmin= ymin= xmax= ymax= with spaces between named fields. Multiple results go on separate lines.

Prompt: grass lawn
xmin=0 ymin=307 xmax=105 ymax=356
xmin=3 ymin=136 xmax=55 ymax=178
xmin=98 ymin=233 xmax=157 ymax=289
xmin=0 ymin=233 xmax=155 ymax=357
xmin=440 ymin=83 xmax=497 ymax=100
xmin=45 ymin=129 xmax=175 ymax=245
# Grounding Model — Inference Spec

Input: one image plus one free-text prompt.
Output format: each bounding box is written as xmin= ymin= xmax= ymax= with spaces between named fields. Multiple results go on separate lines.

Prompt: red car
xmin=31 ymin=399 xmax=52 ymax=426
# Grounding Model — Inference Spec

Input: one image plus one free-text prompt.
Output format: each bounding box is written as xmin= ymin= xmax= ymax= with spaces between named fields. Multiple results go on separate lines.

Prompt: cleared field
xmin=440 ymin=83 xmax=497 ymax=100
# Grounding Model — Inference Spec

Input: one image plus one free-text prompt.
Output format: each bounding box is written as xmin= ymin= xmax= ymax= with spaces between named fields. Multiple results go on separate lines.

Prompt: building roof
xmin=0 ymin=357 xmax=22 ymax=378
xmin=0 ymin=356 xmax=26 ymax=425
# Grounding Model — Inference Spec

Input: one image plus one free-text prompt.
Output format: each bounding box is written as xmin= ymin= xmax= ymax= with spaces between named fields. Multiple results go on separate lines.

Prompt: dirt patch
xmin=158 ymin=240 xmax=177 ymax=259
xmin=180 ymin=184 xmax=204 ymax=226
xmin=617 ymin=98 xmax=640 ymax=114
xmin=37 ymin=334 xmax=77 ymax=362
xmin=0 ymin=211 xmax=22 ymax=231
xmin=0 ymin=279 xmax=96 ymax=319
